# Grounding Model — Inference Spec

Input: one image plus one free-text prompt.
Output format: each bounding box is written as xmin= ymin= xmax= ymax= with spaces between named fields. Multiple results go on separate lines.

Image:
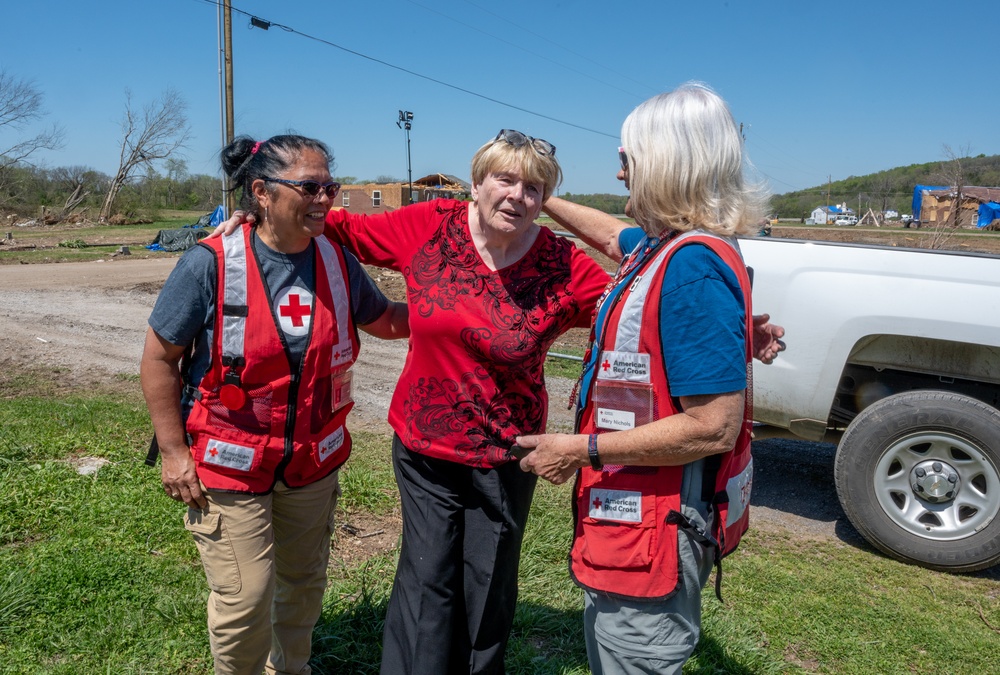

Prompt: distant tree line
xmin=1 ymin=160 xmax=222 ymax=220
xmin=769 ymin=153 xmax=1000 ymax=220
xmin=560 ymin=192 xmax=628 ymax=214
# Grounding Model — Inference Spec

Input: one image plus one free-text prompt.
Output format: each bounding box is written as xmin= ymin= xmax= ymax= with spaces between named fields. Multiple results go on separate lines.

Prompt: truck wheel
xmin=834 ymin=391 xmax=1000 ymax=572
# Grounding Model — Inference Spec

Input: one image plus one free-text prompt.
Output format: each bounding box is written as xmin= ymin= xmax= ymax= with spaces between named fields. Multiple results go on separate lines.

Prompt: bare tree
xmin=927 ymin=144 xmax=973 ymax=249
xmin=50 ymin=165 xmax=106 ymax=221
xmin=866 ymin=171 xmax=899 ymax=226
xmin=0 ymin=70 xmax=64 ymax=205
xmin=100 ymin=88 xmax=190 ymax=221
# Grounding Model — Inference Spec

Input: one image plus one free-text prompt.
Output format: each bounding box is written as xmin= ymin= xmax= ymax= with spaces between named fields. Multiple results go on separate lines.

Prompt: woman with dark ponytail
xmin=141 ymin=134 xmax=408 ymax=675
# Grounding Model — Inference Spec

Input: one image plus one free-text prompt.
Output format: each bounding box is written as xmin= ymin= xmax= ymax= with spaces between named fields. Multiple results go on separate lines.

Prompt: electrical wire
xmin=457 ymin=0 xmax=659 ymax=97
xmin=404 ymin=0 xmax=648 ymax=100
xmin=195 ymin=0 xmax=618 ymax=139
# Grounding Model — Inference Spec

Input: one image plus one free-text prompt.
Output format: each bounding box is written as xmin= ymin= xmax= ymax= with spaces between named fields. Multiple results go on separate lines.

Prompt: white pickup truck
xmin=740 ymin=236 xmax=1000 ymax=572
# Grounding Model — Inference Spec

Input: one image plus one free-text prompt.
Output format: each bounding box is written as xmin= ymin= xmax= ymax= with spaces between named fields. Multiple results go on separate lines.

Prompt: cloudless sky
xmin=4 ymin=0 xmax=997 ymax=198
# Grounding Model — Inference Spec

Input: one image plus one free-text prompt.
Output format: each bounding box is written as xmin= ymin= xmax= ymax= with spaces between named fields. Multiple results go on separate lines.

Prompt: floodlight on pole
xmin=397 ymin=110 xmax=414 ymax=204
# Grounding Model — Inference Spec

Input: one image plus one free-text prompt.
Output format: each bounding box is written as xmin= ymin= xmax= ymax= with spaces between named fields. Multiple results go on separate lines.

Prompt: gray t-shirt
xmin=149 ymin=231 xmax=389 ymax=402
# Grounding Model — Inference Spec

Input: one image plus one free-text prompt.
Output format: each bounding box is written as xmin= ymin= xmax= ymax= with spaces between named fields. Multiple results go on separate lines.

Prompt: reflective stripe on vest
xmin=219 ymin=230 xmax=353 ymax=367
xmin=221 ymin=228 xmax=249 ymax=363
xmin=316 ymin=235 xmax=353 ymax=368
xmin=613 ymin=230 xmax=739 ymax=354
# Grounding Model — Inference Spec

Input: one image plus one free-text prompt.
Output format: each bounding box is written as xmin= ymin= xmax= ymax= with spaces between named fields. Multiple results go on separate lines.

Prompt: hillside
xmin=770 ymin=154 xmax=1000 ymax=220
xmin=560 ymin=192 xmax=628 ymax=214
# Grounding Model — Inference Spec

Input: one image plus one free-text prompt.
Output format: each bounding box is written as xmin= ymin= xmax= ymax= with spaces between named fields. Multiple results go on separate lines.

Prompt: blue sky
xmin=4 ymin=0 xmax=997 ymax=197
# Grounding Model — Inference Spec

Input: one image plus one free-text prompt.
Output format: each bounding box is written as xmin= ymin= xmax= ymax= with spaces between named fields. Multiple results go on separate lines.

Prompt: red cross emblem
xmin=601 ymin=359 xmax=611 ymax=372
xmin=334 ymin=350 xmax=341 ymax=360
xmin=592 ymin=496 xmax=603 ymax=510
xmin=280 ymin=294 xmax=312 ymax=327
xmin=209 ymin=448 xmax=218 ymax=457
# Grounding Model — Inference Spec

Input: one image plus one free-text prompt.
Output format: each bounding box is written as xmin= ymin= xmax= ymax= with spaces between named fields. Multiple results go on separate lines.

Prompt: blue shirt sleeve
xmin=660 ymin=243 xmax=747 ymax=398
xmin=618 ymin=226 xmax=646 ymax=258
xmin=344 ymin=248 xmax=390 ymax=325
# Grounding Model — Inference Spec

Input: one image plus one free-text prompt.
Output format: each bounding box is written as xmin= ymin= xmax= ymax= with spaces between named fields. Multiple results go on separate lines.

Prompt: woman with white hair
xmin=517 ymin=82 xmax=770 ymax=674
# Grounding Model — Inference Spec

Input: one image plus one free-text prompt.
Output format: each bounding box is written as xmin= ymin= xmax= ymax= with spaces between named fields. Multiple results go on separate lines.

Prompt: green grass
xmin=544 ymin=347 xmax=585 ymax=380
xmin=0 ymin=214 xmax=202 ymax=265
xmin=2 ymin=373 xmax=999 ymax=673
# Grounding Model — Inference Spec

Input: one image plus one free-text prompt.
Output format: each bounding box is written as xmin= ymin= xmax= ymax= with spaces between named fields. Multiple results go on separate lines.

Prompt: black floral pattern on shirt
xmin=402 ymin=202 xmax=582 ymax=466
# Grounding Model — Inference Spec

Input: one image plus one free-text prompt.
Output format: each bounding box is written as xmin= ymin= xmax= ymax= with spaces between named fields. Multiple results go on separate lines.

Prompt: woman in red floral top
xmin=323 ymin=130 xmax=607 ymax=674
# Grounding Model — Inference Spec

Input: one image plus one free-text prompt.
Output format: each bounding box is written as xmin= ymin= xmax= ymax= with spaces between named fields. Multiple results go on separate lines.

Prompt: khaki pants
xmin=184 ymin=470 xmax=341 ymax=675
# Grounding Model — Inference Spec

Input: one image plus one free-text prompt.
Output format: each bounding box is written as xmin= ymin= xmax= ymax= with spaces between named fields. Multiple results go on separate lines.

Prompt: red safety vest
xmin=570 ymin=231 xmax=754 ymax=601
xmin=185 ymin=228 xmax=359 ymax=493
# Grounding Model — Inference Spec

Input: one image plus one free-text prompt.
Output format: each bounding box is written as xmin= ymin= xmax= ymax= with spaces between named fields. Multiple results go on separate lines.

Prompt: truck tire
xmin=834 ymin=391 xmax=1000 ymax=572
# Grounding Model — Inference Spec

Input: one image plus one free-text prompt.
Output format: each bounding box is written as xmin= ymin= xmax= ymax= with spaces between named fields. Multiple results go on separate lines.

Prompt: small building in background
xmin=916 ymin=186 xmax=1000 ymax=228
xmin=332 ymin=174 xmax=471 ymax=214
xmin=810 ymin=204 xmax=854 ymax=225
xmin=335 ymin=182 xmax=407 ymax=215
xmin=411 ymin=174 xmax=472 ymax=202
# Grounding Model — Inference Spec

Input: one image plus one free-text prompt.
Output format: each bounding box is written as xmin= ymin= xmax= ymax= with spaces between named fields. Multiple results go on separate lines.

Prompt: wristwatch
xmin=588 ymin=433 xmax=603 ymax=470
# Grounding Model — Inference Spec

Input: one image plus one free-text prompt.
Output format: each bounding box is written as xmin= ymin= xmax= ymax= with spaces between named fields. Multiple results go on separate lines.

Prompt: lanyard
xmin=568 ymin=234 xmax=669 ymax=411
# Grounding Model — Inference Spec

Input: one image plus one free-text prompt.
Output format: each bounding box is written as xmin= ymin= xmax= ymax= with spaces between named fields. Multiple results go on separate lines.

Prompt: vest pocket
xmin=592 ymin=379 xmax=655 ymax=431
xmin=579 ymin=486 xmax=657 ymax=568
xmin=195 ymin=437 xmax=264 ymax=476
xmin=204 ymin=381 xmax=274 ymax=435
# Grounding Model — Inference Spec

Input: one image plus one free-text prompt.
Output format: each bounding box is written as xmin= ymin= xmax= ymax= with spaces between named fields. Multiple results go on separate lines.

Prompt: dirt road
xmin=0 ymin=257 xmax=846 ymax=545
xmin=0 ymin=257 xmax=576 ymax=434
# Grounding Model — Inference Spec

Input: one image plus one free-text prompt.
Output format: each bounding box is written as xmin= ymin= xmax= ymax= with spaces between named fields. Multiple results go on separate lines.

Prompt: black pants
xmin=380 ymin=435 xmax=538 ymax=675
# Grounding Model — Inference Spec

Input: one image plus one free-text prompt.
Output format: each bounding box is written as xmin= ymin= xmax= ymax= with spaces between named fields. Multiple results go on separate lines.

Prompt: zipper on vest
xmin=275 ymin=369 xmax=301 ymax=481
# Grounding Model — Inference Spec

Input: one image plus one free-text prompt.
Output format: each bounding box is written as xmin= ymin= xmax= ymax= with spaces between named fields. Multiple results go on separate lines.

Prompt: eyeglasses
xmin=263 ymin=177 xmax=341 ymax=198
xmin=494 ymin=129 xmax=556 ymax=156
xmin=618 ymin=147 xmax=629 ymax=172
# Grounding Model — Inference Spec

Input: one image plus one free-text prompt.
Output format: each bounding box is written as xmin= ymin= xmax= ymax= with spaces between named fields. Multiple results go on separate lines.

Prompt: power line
xmin=458 ymin=0 xmax=659 ymax=98
xmin=194 ymin=0 xmax=618 ymax=139
xmin=405 ymin=0 xmax=648 ymax=100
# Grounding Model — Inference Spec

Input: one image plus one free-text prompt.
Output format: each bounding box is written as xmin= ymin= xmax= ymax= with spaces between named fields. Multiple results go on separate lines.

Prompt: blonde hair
xmin=621 ymin=82 xmax=769 ymax=237
xmin=470 ymin=136 xmax=562 ymax=201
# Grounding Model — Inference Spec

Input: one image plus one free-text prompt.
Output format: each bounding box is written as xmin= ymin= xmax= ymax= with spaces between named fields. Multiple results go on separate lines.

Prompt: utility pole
xmin=397 ymin=110 xmax=414 ymax=204
xmin=223 ymin=0 xmax=235 ymax=214
xmin=216 ymin=2 xmax=228 ymax=213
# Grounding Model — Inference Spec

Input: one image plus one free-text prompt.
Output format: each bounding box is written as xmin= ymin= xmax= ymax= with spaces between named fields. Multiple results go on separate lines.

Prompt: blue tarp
xmin=183 ymin=205 xmax=226 ymax=229
xmin=978 ymin=201 xmax=1000 ymax=228
xmin=912 ymin=185 xmax=948 ymax=220
xmin=146 ymin=206 xmax=225 ymax=251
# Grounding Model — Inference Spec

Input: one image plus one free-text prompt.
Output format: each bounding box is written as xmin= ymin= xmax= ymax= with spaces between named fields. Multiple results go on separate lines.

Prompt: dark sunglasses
xmin=264 ymin=177 xmax=341 ymax=198
xmin=618 ymin=147 xmax=629 ymax=172
xmin=495 ymin=129 xmax=556 ymax=156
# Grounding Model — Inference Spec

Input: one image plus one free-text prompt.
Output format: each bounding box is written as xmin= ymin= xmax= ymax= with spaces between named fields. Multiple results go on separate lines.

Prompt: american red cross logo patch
xmin=276 ymin=285 xmax=313 ymax=337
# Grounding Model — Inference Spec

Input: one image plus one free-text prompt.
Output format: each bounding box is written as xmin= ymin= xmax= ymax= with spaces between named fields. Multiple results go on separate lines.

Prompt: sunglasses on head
xmin=264 ymin=177 xmax=341 ymax=198
xmin=495 ymin=129 xmax=556 ymax=156
xmin=618 ymin=147 xmax=629 ymax=172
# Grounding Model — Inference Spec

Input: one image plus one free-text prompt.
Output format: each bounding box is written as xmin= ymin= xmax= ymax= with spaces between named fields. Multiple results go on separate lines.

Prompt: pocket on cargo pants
xmin=185 ymin=507 xmax=241 ymax=593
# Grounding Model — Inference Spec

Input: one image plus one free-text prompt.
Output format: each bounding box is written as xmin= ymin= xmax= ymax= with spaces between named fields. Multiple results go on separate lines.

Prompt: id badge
xmin=592 ymin=379 xmax=655 ymax=431
xmin=332 ymin=370 xmax=353 ymax=413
